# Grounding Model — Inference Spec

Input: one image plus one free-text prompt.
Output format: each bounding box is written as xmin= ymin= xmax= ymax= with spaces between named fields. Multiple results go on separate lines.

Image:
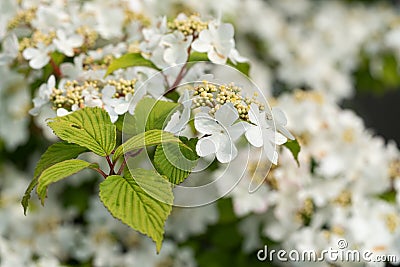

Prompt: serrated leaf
xmin=113 ymin=130 xmax=182 ymax=162
xmin=48 ymin=107 xmax=116 ymax=156
xmin=22 ymin=142 xmax=88 ymax=215
xmin=99 ymin=169 xmax=173 ymax=252
xmin=154 ymin=137 xmax=199 ymax=184
xmin=134 ymin=98 xmax=179 ymax=133
xmin=36 ymin=159 xmax=94 ymax=205
xmin=105 ymin=53 xmax=159 ymax=77
xmin=284 ymin=139 xmax=301 ymax=166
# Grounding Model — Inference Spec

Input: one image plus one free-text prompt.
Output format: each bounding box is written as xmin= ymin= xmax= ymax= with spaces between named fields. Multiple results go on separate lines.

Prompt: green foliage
xmin=36 ymin=159 xmax=95 ymax=205
xmin=355 ymin=52 xmax=400 ymax=94
xmin=105 ymin=53 xmax=159 ymax=77
xmin=134 ymin=98 xmax=179 ymax=132
xmin=112 ymin=129 xmax=183 ymax=161
xmin=99 ymin=169 xmax=173 ymax=253
xmin=283 ymin=139 xmax=301 ymax=166
xmin=48 ymin=107 xmax=116 ymax=156
xmin=22 ymin=142 xmax=88 ymax=215
xmin=154 ymin=137 xmax=199 ymax=184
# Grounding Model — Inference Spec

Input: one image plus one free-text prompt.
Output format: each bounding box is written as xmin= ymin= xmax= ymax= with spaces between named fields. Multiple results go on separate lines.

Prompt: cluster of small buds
xmin=7 ymin=7 xmax=37 ymax=30
xmin=389 ymin=159 xmax=400 ymax=180
xmin=19 ymin=31 xmax=56 ymax=51
xmin=124 ymin=9 xmax=150 ymax=26
xmin=333 ymin=190 xmax=352 ymax=207
xmin=107 ymin=78 xmax=137 ymax=97
xmin=168 ymin=14 xmax=208 ymax=37
xmin=49 ymin=78 xmax=136 ymax=111
xmin=192 ymin=81 xmax=264 ymax=122
xmin=385 ymin=213 xmax=399 ymax=233
xmin=82 ymin=54 xmax=115 ymax=71
xmin=295 ymin=198 xmax=314 ymax=226
xmin=76 ymin=26 xmax=98 ymax=50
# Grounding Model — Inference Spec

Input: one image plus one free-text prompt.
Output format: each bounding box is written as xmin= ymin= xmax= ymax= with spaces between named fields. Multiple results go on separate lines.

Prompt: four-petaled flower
xmin=245 ymin=103 xmax=288 ymax=164
xmin=195 ymin=103 xmax=248 ymax=163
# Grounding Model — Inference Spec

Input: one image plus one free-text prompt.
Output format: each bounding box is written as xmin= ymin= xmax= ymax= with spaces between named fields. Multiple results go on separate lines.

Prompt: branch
xmin=117 ymin=148 xmax=144 ymax=175
xmin=92 ymin=167 xmax=107 ymax=179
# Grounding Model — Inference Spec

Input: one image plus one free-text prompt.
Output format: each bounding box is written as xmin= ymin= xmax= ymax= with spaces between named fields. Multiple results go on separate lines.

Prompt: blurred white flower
xmin=162 ymin=31 xmax=193 ymax=65
xmin=29 ymin=75 xmax=56 ymax=116
xmin=0 ymin=34 xmax=18 ymax=64
xmin=53 ymin=29 xmax=83 ymax=57
xmin=195 ymin=103 xmax=248 ymax=163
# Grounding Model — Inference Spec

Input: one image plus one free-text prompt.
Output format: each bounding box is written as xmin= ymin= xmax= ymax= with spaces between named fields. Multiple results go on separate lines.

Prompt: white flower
xmin=267 ymin=107 xmax=295 ymax=140
xmin=53 ymin=29 xmax=83 ymax=57
xmin=191 ymin=22 xmax=235 ymax=64
xmin=0 ymin=34 xmax=18 ymax=64
xmin=195 ymin=103 xmax=248 ymax=163
xmin=140 ymin=16 xmax=168 ymax=55
xmin=22 ymin=42 xmax=54 ymax=69
xmin=164 ymin=89 xmax=192 ymax=134
xmin=245 ymin=103 xmax=287 ymax=164
xmin=162 ymin=31 xmax=193 ymax=65
xmin=29 ymin=75 xmax=56 ymax=116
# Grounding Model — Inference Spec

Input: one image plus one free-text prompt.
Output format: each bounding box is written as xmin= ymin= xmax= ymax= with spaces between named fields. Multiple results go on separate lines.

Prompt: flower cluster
xmin=216 ymin=90 xmax=400 ymax=265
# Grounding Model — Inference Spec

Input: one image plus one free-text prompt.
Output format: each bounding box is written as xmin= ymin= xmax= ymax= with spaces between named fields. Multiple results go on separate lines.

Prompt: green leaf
xmin=105 ymin=53 xmax=159 ymax=77
xmin=154 ymin=137 xmax=199 ymax=184
xmin=188 ymin=52 xmax=209 ymax=62
xmin=227 ymin=59 xmax=250 ymax=76
xmin=36 ymin=159 xmax=95 ymax=205
xmin=99 ymin=169 xmax=173 ymax=252
xmin=48 ymin=107 xmax=116 ymax=156
xmin=134 ymin=98 xmax=179 ymax=133
xmin=22 ymin=142 xmax=88 ymax=215
xmin=283 ymin=139 xmax=301 ymax=166
xmin=113 ymin=130 xmax=182 ymax=162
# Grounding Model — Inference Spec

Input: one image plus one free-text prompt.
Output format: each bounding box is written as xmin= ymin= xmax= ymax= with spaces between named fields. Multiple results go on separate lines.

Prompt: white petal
xmin=216 ymin=135 xmax=238 ymax=163
xmin=245 ymin=126 xmax=263 ymax=147
xmin=191 ymin=39 xmax=211 ymax=53
xmin=207 ymin=49 xmax=227 ymax=64
xmin=194 ymin=112 xmax=221 ymax=134
xmin=196 ymin=136 xmax=218 ymax=157
xmin=57 ymin=108 xmax=70 ymax=117
xmin=275 ymin=132 xmax=287 ymax=145
xmin=272 ymin=107 xmax=287 ymax=125
xmin=248 ymin=103 xmax=260 ymax=125
xmin=228 ymin=121 xmax=248 ymax=141
xmin=30 ymin=54 xmax=50 ymax=69
xmin=22 ymin=48 xmax=37 ymax=60
xmin=218 ymin=23 xmax=234 ymax=40
xmin=215 ymin=103 xmax=238 ymax=127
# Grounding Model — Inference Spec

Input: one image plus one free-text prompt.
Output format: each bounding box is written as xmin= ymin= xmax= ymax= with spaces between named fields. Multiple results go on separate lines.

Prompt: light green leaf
xmin=188 ymin=52 xmax=209 ymax=62
xmin=154 ymin=137 xmax=199 ymax=184
xmin=48 ymin=107 xmax=116 ymax=156
xmin=283 ymin=139 xmax=301 ymax=166
xmin=105 ymin=53 xmax=159 ymax=77
xmin=37 ymin=159 xmax=95 ymax=205
xmin=99 ymin=169 xmax=173 ymax=252
xmin=131 ymin=98 xmax=179 ymax=133
xmin=113 ymin=129 xmax=182 ymax=162
xmin=22 ymin=142 xmax=88 ymax=215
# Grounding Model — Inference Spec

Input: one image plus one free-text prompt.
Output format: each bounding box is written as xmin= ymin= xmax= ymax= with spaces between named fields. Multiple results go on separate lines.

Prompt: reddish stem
xmin=106 ymin=155 xmax=115 ymax=175
xmin=50 ymin=57 xmax=62 ymax=78
xmin=93 ymin=167 xmax=107 ymax=179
